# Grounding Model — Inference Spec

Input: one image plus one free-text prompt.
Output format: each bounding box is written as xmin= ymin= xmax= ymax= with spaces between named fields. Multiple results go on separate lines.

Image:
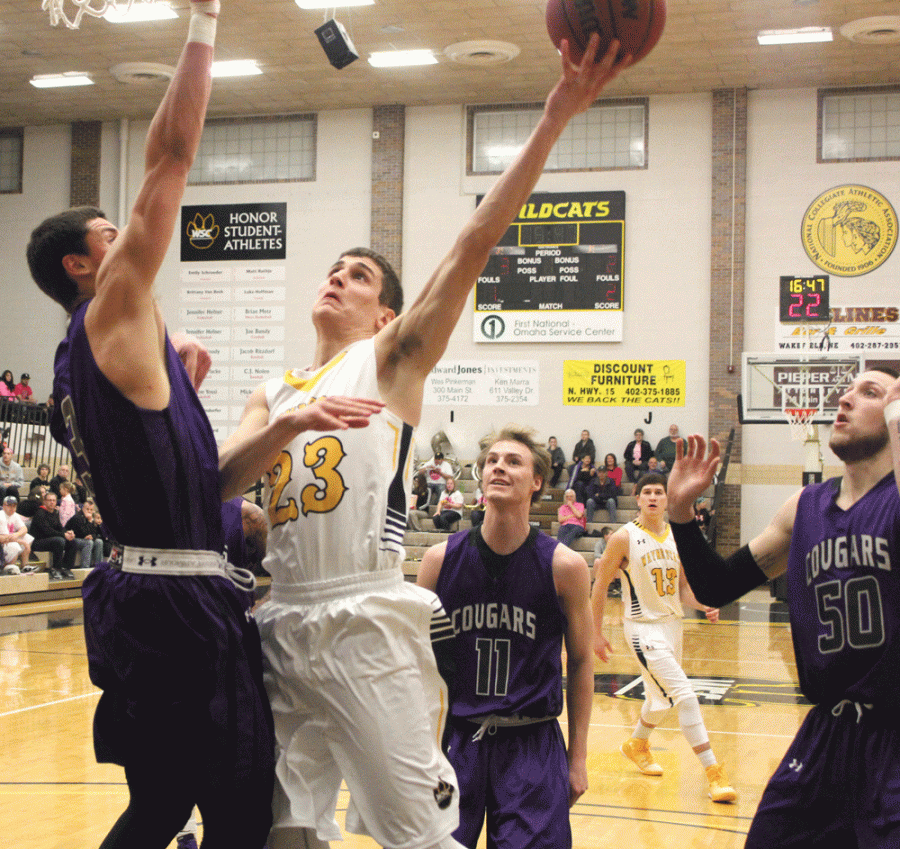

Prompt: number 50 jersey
xmin=262 ymin=339 xmax=413 ymax=590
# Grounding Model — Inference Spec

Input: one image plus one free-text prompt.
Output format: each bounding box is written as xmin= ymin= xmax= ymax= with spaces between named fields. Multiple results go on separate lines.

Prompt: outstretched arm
xmin=375 ymin=35 xmax=631 ymax=424
xmin=85 ymin=1 xmax=218 ymax=409
xmin=668 ymin=435 xmax=796 ymax=607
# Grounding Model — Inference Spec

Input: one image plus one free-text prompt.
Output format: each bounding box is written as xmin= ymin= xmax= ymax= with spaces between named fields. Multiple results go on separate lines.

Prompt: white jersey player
xmin=220 ymin=35 xmax=631 ymax=849
xmin=592 ymin=472 xmax=737 ymax=803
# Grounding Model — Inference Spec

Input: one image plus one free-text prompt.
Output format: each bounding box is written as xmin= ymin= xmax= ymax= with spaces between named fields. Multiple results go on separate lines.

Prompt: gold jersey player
xmin=592 ymin=473 xmax=737 ymax=803
xmin=219 ymin=33 xmax=631 ymax=849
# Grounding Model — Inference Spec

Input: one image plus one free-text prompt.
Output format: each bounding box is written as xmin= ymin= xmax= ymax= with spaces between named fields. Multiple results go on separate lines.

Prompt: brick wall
xmin=371 ymin=105 xmax=405 ymax=276
xmin=709 ymin=89 xmax=747 ymax=554
xmin=70 ymin=121 xmax=101 ymax=208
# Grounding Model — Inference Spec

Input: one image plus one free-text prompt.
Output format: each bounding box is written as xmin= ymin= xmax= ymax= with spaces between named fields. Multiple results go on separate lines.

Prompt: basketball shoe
xmin=706 ymin=763 xmax=737 ymax=803
xmin=620 ymin=737 xmax=663 ymax=776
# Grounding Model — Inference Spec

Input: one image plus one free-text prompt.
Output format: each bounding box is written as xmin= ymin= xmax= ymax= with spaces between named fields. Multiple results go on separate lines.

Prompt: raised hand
xmin=666 ymin=435 xmax=721 ymax=523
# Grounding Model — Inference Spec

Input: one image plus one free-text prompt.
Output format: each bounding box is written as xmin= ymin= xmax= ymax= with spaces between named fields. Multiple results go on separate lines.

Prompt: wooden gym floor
xmin=1 ymin=588 xmax=802 ymax=848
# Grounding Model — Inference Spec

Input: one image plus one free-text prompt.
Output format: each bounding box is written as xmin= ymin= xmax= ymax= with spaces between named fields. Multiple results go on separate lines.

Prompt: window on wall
xmin=189 ymin=114 xmax=316 ymax=185
xmin=819 ymin=87 xmax=900 ymax=162
xmin=468 ymin=99 xmax=648 ymax=174
xmin=0 ymin=129 xmax=23 ymax=193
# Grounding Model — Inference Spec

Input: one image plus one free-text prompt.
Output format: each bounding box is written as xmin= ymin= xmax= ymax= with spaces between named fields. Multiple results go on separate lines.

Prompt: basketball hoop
xmin=43 ymin=0 xmax=143 ymax=29
xmin=784 ymin=407 xmax=818 ymax=442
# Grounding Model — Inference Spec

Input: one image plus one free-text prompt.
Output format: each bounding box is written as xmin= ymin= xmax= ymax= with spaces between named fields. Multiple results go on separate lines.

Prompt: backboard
xmin=739 ymin=353 xmax=863 ymax=425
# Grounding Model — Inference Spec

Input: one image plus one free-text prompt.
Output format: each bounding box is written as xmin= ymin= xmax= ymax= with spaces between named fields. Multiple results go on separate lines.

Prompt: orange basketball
xmin=546 ymin=0 xmax=666 ymax=66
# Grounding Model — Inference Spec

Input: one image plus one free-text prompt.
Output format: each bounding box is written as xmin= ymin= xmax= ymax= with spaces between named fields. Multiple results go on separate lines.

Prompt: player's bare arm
xmin=590 ymin=528 xmax=629 ymax=661
xmin=83 ymin=2 xmax=217 ymax=411
xmin=553 ymin=544 xmax=593 ymax=805
xmin=219 ymin=383 xmax=384 ymax=501
xmin=415 ymin=541 xmax=449 ymax=593
xmin=170 ymin=332 xmax=212 ymax=391
xmin=374 ymin=35 xmax=631 ymax=425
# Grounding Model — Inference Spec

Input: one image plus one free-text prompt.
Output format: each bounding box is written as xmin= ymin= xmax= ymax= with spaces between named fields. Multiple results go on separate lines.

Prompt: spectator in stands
xmin=64 ymin=498 xmax=105 ymax=566
xmin=90 ymin=508 xmax=112 ymax=559
xmin=408 ymin=472 xmax=432 ymax=532
xmin=571 ymin=429 xmax=596 ymax=465
xmin=557 ymin=488 xmax=587 ymax=547
xmin=18 ymin=482 xmax=47 ymax=519
xmin=468 ymin=486 xmax=486 ymax=528
xmin=433 ymin=477 xmax=465 ymax=532
xmin=29 ymin=490 xmax=77 ymax=579
xmin=695 ymin=498 xmax=714 ymax=540
xmin=0 ymin=371 xmax=15 ymax=400
xmin=1 ymin=495 xmax=32 ymax=574
xmin=48 ymin=462 xmax=71 ymax=498
xmin=623 ymin=429 xmax=654 ymax=483
xmin=603 ymin=453 xmax=624 ymax=490
xmin=631 ymin=457 xmax=666 ymax=494
xmin=30 ymin=463 xmax=51 ymax=492
xmin=586 ymin=467 xmax=619 ymax=524
xmin=71 ymin=473 xmax=88 ymax=504
xmin=422 ymin=451 xmax=454 ymax=506
xmin=547 ymin=436 xmax=566 ymax=490
xmin=14 ymin=373 xmax=34 ymax=403
xmin=569 ymin=453 xmax=596 ymax=504
xmin=58 ymin=480 xmax=78 ymax=528
xmin=655 ymin=423 xmax=680 ymax=472
xmin=0 ymin=447 xmax=24 ymax=500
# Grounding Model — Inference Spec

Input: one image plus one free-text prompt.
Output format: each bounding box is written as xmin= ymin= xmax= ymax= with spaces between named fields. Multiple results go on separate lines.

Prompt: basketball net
xmin=43 ymin=0 xmax=146 ymax=29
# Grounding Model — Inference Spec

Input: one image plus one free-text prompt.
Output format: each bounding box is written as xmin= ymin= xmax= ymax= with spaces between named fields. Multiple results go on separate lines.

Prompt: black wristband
xmin=670 ymin=520 xmax=768 ymax=608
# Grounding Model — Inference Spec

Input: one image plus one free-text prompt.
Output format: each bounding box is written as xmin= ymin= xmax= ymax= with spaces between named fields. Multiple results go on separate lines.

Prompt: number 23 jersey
xmin=262 ymin=339 xmax=413 ymax=590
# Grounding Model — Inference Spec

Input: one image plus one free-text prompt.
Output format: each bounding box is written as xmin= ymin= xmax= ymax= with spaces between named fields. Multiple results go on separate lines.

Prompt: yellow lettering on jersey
xmin=301 ymin=435 xmax=347 ymax=515
xmin=650 ymin=566 xmax=678 ymax=597
xmin=268 ymin=451 xmax=300 ymax=528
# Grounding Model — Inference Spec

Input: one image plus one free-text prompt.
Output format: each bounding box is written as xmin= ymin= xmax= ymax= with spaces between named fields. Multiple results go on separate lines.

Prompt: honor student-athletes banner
xmin=473 ymin=191 xmax=624 ymax=343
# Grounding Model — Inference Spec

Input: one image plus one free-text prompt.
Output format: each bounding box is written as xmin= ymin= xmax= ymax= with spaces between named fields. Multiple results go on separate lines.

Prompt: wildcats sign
xmin=474 ymin=191 xmax=625 ymax=343
xmin=181 ymin=202 xmax=286 ymax=261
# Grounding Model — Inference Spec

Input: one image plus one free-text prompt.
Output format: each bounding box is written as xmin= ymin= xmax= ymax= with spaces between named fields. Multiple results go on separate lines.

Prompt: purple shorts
xmin=746 ymin=702 xmax=900 ymax=848
xmin=447 ymin=717 xmax=571 ymax=849
xmin=82 ymin=562 xmax=274 ymax=785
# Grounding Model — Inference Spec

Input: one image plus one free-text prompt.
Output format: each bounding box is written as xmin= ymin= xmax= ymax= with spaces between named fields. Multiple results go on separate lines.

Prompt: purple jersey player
xmin=24 ymin=2 xmax=277 ymax=847
xmin=418 ymin=427 xmax=594 ymax=849
xmin=666 ymin=367 xmax=900 ymax=848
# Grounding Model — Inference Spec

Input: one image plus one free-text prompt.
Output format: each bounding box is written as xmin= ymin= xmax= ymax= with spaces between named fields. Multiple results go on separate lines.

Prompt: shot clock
xmin=779 ymin=275 xmax=830 ymax=323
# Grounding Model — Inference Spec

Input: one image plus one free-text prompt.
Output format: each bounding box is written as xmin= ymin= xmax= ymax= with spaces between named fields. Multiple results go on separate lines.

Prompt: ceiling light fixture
xmin=295 ymin=0 xmax=372 ymax=8
xmin=211 ymin=60 xmax=263 ymax=77
xmin=368 ymin=49 xmax=437 ymax=67
xmin=30 ymin=72 xmax=93 ymax=88
xmin=757 ymin=27 xmax=832 ymax=45
xmin=104 ymin=2 xmax=177 ymax=22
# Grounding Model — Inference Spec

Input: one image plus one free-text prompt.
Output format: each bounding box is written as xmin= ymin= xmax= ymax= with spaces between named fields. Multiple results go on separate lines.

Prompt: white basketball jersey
xmin=621 ymin=520 xmax=683 ymax=621
xmin=261 ymin=339 xmax=414 ymax=591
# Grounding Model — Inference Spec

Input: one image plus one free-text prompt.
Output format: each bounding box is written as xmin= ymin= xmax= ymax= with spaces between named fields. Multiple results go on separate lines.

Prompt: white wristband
xmin=885 ymin=399 xmax=900 ymax=426
xmin=188 ymin=2 xmax=219 ymax=46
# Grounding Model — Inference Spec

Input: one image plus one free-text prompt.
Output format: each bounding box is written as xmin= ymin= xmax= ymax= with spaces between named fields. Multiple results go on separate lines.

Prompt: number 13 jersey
xmin=262 ymin=339 xmax=413 ymax=590
xmin=621 ymin=521 xmax=684 ymax=622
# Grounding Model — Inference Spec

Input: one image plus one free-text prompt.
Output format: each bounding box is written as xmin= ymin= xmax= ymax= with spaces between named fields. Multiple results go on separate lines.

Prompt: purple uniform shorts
xmin=746 ymin=701 xmax=900 ymax=848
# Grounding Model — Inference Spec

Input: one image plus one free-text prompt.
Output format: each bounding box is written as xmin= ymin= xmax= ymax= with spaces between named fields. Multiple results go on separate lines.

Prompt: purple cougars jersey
xmin=50 ymin=301 xmax=223 ymax=552
xmin=787 ymin=472 xmax=900 ymax=706
xmin=435 ymin=527 xmax=565 ymax=720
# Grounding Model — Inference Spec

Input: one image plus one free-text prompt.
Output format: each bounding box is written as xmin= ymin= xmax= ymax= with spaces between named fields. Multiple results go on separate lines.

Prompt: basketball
xmin=546 ymin=0 xmax=666 ymax=66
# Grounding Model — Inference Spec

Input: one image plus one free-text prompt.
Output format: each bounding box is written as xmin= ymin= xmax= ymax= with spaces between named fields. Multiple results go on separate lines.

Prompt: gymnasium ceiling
xmin=1 ymin=0 xmax=899 ymax=128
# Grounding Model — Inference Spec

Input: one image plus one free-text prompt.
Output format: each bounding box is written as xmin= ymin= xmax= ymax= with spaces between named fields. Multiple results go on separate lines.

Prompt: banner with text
xmin=563 ymin=360 xmax=686 ymax=407
xmin=181 ymin=202 xmax=286 ymax=261
xmin=424 ymin=361 xmax=539 ymax=406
